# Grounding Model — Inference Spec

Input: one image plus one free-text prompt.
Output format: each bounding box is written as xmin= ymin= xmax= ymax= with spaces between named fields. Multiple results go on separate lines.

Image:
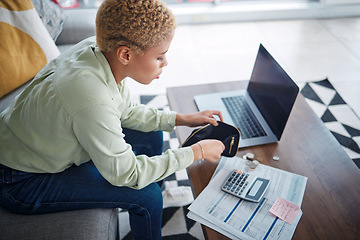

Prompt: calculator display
xmin=244 ymin=178 xmax=271 ymax=202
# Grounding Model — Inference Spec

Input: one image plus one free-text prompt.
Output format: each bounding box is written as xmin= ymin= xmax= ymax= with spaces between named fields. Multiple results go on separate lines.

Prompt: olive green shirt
xmin=0 ymin=37 xmax=194 ymax=189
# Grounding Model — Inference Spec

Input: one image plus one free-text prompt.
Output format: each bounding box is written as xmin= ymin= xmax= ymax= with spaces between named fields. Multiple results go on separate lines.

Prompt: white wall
xmin=171 ymin=1 xmax=360 ymax=25
xmin=321 ymin=0 xmax=360 ymax=4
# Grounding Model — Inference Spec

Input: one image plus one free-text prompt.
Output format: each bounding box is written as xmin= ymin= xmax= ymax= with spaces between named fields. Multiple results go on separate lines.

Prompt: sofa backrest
xmin=0 ymin=80 xmax=31 ymax=113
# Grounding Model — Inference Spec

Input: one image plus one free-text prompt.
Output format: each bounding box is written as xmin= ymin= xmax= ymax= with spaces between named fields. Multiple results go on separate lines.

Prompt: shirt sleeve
xmin=117 ymin=81 xmax=177 ymax=132
xmin=121 ymin=103 xmax=177 ymax=132
xmin=72 ymin=104 xmax=194 ymax=189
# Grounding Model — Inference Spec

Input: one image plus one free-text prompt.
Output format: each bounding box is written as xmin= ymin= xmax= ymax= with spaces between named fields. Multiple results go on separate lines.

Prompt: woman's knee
xmin=150 ymin=131 xmax=163 ymax=156
xmin=122 ymin=129 xmax=164 ymax=156
xmin=141 ymin=182 xmax=163 ymax=210
xmin=126 ymin=182 xmax=163 ymax=228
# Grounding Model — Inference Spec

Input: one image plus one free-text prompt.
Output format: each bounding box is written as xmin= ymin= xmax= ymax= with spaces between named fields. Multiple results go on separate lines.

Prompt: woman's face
xmin=127 ymin=31 xmax=175 ymax=85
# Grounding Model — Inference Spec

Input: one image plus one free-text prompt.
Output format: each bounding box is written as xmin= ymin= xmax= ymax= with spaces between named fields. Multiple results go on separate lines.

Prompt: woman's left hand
xmin=175 ymin=110 xmax=224 ymax=127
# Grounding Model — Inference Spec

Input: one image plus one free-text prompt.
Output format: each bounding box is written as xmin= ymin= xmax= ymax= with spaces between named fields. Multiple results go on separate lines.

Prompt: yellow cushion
xmin=0 ymin=0 xmax=60 ymax=98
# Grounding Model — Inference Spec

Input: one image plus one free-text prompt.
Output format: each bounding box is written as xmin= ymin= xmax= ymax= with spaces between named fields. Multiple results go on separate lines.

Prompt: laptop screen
xmin=247 ymin=44 xmax=299 ymax=140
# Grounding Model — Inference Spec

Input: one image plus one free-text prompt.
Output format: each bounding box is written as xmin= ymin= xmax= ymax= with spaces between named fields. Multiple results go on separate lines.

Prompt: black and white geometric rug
xmin=120 ymin=79 xmax=360 ymax=239
xmin=299 ymin=79 xmax=360 ymax=168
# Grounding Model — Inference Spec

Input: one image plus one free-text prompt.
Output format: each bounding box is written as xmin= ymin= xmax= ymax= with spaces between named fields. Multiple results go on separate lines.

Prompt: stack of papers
xmin=187 ymin=156 xmax=307 ymax=240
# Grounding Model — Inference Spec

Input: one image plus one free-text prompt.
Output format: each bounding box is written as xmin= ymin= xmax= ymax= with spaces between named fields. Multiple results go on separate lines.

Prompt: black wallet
xmin=182 ymin=121 xmax=240 ymax=157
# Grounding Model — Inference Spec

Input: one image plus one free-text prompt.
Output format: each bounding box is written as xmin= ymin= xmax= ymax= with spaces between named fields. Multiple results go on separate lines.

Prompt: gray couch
xmin=0 ymin=9 xmax=120 ymax=240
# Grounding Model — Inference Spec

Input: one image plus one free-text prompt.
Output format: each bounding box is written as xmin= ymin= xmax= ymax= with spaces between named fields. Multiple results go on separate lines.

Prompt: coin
xmin=248 ymin=160 xmax=259 ymax=169
xmin=245 ymin=153 xmax=255 ymax=160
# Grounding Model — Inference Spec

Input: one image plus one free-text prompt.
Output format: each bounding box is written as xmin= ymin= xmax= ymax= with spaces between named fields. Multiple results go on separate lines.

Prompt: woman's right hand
xmin=190 ymin=139 xmax=225 ymax=163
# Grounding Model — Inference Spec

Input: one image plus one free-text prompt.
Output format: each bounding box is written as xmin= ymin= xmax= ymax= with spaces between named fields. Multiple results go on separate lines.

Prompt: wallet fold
xmin=182 ymin=121 xmax=240 ymax=157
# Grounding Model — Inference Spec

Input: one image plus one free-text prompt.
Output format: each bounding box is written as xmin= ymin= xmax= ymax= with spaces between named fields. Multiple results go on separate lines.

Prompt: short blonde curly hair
xmin=96 ymin=0 xmax=176 ymax=54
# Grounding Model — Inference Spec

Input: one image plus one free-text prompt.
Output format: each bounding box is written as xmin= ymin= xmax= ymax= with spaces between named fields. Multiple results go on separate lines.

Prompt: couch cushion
xmin=0 ymin=79 xmax=31 ymax=113
xmin=0 ymin=0 xmax=60 ymax=99
xmin=0 ymin=206 xmax=119 ymax=240
xmin=56 ymin=9 xmax=97 ymax=46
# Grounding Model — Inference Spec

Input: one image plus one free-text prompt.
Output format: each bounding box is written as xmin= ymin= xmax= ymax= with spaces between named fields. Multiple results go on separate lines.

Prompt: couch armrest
xmin=55 ymin=9 xmax=97 ymax=46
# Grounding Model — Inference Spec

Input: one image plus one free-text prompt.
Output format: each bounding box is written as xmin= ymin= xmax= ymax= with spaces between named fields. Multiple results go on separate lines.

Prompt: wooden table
xmin=167 ymin=81 xmax=360 ymax=240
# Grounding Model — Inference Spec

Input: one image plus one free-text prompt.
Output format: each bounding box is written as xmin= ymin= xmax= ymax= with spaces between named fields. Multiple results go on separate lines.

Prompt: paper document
xmin=187 ymin=156 xmax=307 ymax=240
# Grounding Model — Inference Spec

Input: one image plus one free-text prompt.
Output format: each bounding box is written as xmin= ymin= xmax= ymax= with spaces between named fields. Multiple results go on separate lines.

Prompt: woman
xmin=0 ymin=0 xmax=225 ymax=239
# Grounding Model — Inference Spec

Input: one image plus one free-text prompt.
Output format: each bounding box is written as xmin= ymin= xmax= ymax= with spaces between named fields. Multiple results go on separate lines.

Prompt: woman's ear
xmin=116 ymin=46 xmax=131 ymax=65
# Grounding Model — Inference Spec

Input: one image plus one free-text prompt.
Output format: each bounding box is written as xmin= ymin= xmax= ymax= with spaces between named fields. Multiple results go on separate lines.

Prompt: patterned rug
xmin=299 ymin=79 xmax=360 ymax=168
xmin=120 ymin=79 xmax=360 ymax=239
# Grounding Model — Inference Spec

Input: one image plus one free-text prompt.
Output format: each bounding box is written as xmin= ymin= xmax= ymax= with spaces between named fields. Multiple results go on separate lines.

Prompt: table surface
xmin=166 ymin=81 xmax=360 ymax=240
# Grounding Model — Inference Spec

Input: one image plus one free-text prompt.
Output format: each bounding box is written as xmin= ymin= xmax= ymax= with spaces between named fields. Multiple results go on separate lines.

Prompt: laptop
xmin=194 ymin=44 xmax=299 ymax=148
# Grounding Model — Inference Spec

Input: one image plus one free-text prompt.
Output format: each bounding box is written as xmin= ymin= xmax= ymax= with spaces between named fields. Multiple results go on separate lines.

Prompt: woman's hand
xmin=175 ymin=110 xmax=224 ymax=127
xmin=190 ymin=139 xmax=225 ymax=163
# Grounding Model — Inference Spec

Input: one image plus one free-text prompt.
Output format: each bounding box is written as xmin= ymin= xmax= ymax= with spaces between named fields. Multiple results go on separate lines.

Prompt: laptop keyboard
xmin=221 ymin=96 xmax=267 ymax=139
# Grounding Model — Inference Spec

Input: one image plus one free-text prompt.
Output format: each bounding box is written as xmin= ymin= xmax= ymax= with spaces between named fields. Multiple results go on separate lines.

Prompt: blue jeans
xmin=0 ymin=129 xmax=164 ymax=240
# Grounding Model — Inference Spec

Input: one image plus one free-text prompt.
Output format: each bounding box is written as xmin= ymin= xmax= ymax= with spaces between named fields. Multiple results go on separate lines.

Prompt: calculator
xmin=221 ymin=169 xmax=271 ymax=202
